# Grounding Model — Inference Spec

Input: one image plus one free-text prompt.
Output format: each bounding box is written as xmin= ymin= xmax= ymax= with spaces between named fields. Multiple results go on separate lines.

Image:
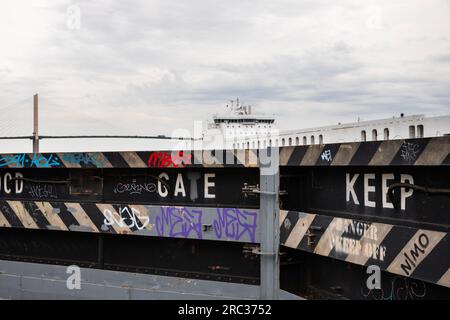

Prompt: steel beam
xmin=259 ymin=147 xmax=280 ymax=299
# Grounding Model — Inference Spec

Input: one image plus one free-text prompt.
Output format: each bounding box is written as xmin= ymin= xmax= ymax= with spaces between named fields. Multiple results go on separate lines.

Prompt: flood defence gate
xmin=0 ymin=149 xmax=290 ymax=299
xmin=0 ymin=136 xmax=449 ymax=299
xmin=279 ymin=136 xmax=450 ymax=299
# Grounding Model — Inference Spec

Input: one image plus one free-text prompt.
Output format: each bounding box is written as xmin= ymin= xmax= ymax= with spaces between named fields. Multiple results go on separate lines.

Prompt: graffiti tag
xmin=113 ymin=179 xmax=157 ymax=195
xmin=0 ymin=154 xmax=60 ymax=168
xmin=103 ymin=207 xmax=150 ymax=231
xmin=400 ymin=143 xmax=420 ymax=163
xmin=148 ymin=151 xmax=192 ymax=168
xmin=213 ymin=208 xmax=258 ymax=243
xmin=361 ymin=276 xmax=426 ymax=300
xmin=321 ymin=149 xmax=332 ymax=162
xmin=155 ymin=206 xmax=203 ymax=239
xmin=28 ymin=185 xmax=58 ymax=199
xmin=60 ymin=153 xmax=104 ymax=167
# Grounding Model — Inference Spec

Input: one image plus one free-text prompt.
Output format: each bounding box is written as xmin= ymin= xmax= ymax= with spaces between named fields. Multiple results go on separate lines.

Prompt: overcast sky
xmin=0 ymin=0 xmax=449 ymax=152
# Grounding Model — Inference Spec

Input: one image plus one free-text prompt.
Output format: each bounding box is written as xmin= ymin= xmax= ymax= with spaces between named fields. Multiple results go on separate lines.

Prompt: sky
xmin=0 ymin=0 xmax=449 ymax=152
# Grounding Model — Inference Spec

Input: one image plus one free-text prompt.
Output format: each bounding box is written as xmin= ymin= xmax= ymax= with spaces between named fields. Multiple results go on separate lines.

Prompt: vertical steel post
xmin=259 ymin=147 xmax=280 ymax=299
xmin=32 ymin=93 xmax=39 ymax=153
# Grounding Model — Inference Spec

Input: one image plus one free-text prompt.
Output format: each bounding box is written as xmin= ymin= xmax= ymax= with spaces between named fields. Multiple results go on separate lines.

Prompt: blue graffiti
xmin=213 ymin=208 xmax=257 ymax=243
xmin=60 ymin=153 xmax=103 ymax=167
xmin=0 ymin=154 xmax=60 ymax=168
xmin=155 ymin=206 xmax=203 ymax=239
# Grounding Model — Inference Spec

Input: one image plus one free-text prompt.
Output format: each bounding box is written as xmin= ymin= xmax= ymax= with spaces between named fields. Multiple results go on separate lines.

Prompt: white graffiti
xmin=400 ymin=143 xmax=420 ymax=163
xmin=321 ymin=149 xmax=332 ymax=162
xmin=113 ymin=179 xmax=157 ymax=195
xmin=29 ymin=185 xmax=58 ymax=199
xmin=103 ymin=207 xmax=149 ymax=230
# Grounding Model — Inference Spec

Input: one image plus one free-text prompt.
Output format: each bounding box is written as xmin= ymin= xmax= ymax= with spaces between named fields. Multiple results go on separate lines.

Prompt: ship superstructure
xmin=202 ymin=99 xmax=276 ymax=150
xmin=202 ymin=99 xmax=450 ymax=149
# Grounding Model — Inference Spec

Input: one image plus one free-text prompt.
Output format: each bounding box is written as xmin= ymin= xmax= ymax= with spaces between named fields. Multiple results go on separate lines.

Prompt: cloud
xmin=0 ymin=0 xmax=449 ymax=152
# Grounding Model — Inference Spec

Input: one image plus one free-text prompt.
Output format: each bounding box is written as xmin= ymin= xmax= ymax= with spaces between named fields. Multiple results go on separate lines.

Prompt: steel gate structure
xmin=0 ymin=137 xmax=449 ymax=299
xmin=279 ymin=136 xmax=450 ymax=299
xmin=0 ymin=148 xmax=297 ymax=299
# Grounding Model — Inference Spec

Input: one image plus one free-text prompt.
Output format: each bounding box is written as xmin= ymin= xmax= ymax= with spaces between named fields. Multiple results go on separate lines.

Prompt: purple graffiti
xmin=155 ymin=206 xmax=203 ymax=239
xmin=213 ymin=208 xmax=257 ymax=243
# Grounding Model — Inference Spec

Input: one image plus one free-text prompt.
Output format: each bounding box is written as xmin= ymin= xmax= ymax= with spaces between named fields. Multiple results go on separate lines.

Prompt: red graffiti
xmin=148 ymin=151 xmax=192 ymax=168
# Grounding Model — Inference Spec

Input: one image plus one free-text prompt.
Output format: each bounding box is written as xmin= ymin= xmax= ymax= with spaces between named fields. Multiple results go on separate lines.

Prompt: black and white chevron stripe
xmin=0 ymin=200 xmax=260 ymax=244
xmin=279 ymin=210 xmax=450 ymax=289
xmin=280 ymin=136 xmax=450 ymax=166
xmin=1 ymin=137 xmax=448 ymax=169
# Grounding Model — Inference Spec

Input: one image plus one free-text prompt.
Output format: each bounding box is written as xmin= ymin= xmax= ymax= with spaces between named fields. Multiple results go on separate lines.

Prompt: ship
xmin=201 ymin=99 xmax=450 ymax=150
